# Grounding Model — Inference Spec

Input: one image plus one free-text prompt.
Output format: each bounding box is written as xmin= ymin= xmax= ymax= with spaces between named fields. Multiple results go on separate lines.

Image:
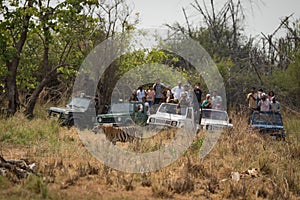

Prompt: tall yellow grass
xmin=0 ymin=108 xmax=299 ymax=199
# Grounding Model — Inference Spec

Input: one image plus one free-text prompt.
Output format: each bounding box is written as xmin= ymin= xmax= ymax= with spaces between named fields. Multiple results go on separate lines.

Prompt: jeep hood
xmin=201 ymin=118 xmax=233 ymax=127
xmin=251 ymin=124 xmax=283 ymax=130
xmin=49 ymin=107 xmax=85 ymax=113
xmin=150 ymin=113 xmax=187 ymax=121
xmin=97 ymin=112 xmax=131 ymax=117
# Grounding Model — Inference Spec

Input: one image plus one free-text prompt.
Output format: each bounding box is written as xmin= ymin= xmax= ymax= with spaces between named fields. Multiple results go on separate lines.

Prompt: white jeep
xmin=200 ymin=109 xmax=233 ymax=131
xmin=147 ymin=103 xmax=197 ymax=129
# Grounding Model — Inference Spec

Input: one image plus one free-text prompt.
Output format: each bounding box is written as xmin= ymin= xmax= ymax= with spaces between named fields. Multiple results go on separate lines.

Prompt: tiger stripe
xmin=94 ymin=125 xmax=136 ymax=145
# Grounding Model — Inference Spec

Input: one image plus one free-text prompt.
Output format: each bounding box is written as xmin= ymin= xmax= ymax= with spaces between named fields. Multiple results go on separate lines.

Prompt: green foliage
xmin=146 ymin=49 xmax=169 ymax=63
xmin=215 ymin=56 xmax=234 ymax=83
xmin=190 ymin=137 xmax=203 ymax=154
xmin=0 ymin=0 xmax=107 ymax=111
xmin=1 ymin=0 xmax=299 ymax=113
xmin=117 ymin=50 xmax=195 ymax=90
xmin=119 ymin=48 xmax=170 ymax=73
xmin=270 ymin=51 xmax=300 ymax=104
xmin=283 ymin=55 xmax=300 ymax=94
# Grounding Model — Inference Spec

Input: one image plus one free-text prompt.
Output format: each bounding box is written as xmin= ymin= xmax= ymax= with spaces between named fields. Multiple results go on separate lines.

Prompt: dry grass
xmin=0 ymin=109 xmax=299 ymax=199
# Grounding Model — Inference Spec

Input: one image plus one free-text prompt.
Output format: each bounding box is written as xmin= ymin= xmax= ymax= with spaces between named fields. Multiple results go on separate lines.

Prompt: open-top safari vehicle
xmin=250 ymin=111 xmax=286 ymax=140
xmin=47 ymin=95 xmax=96 ymax=128
xmin=95 ymin=101 xmax=148 ymax=127
xmin=147 ymin=103 xmax=196 ymax=129
xmin=199 ymin=109 xmax=233 ymax=131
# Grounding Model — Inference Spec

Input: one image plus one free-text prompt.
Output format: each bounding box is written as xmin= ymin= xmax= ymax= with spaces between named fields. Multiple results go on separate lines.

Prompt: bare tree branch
xmin=182 ymin=8 xmax=192 ymax=37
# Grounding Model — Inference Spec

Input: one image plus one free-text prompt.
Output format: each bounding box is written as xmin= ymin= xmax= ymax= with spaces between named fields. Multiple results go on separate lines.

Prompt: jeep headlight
xmin=149 ymin=118 xmax=155 ymax=123
xmin=206 ymin=125 xmax=211 ymax=130
xmin=98 ymin=117 xmax=102 ymax=123
xmin=117 ymin=117 xmax=122 ymax=122
xmin=64 ymin=111 xmax=69 ymax=115
xmin=171 ymin=121 xmax=177 ymax=126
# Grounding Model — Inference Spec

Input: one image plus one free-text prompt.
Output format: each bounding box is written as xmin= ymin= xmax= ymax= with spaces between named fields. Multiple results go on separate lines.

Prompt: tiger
xmin=93 ymin=125 xmax=137 ymax=145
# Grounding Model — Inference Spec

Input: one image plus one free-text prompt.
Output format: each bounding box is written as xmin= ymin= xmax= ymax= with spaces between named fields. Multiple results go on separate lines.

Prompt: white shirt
xmin=144 ymin=102 xmax=150 ymax=115
xmin=171 ymin=86 xmax=184 ymax=99
xmin=212 ymin=95 xmax=222 ymax=109
xmin=270 ymin=101 xmax=280 ymax=112
xmin=136 ymin=90 xmax=145 ymax=102
xmin=258 ymin=99 xmax=270 ymax=112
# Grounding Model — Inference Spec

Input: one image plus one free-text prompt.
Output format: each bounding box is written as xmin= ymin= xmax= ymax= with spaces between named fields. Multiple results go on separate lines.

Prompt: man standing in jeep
xmin=247 ymin=87 xmax=258 ymax=114
xmin=153 ymin=78 xmax=164 ymax=104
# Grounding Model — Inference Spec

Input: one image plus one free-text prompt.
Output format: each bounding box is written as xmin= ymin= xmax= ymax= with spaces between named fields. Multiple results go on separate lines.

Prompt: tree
xmin=167 ymin=0 xmax=257 ymax=108
xmin=0 ymin=0 xmax=140 ymax=117
xmin=0 ymin=0 xmax=35 ymax=115
xmin=93 ymin=0 xmax=139 ymax=114
xmin=24 ymin=0 xmax=102 ymax=117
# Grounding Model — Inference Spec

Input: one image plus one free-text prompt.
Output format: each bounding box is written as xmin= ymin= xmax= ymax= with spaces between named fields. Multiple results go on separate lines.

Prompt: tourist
xmin=171 ymin=81 xmax=185 ymax=101
xmin=153 ymin=78 xmax=164 ymax=104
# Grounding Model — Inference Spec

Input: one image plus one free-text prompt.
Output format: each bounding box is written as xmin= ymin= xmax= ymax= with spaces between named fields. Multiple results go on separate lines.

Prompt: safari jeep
xmin=250 ymin=111 xmax=286 ymax=140
xmin=200 ymin=109 xmax=233 ymax=131
xmin=47 ymin=95 xmax=96 ymax=128
xmin=95 ymin=102 xmax=148 ymax=127
xmin=147 ymin=103 xmax=196 ymax=129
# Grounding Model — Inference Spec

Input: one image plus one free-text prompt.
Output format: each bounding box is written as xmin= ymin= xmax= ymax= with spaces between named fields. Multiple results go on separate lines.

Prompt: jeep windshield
xmin=202 ymin=109 xmax=228 ymax=121
xmin=67 ymin=97 xmax=91 ymax=110
xmin=109 ymin=103 xmax=134 ymax=114
xmin=252 ymin=112 xmax=283 ymax=126
xmin=158 ymin=103 xmax=186 ymax=115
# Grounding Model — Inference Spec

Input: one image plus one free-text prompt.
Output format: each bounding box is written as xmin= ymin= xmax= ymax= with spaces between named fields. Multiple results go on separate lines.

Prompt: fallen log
xmin=0 ymin=155 xmax=36 ymax=181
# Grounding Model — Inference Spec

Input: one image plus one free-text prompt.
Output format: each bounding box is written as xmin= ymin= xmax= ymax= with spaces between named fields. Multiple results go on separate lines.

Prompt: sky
xmin=128 ymin=0 xmax=300 ymax=37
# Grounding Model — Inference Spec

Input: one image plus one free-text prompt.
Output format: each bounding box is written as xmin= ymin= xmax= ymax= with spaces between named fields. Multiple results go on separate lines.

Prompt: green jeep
xmin=96 ymin=102 xmax=148 ymax=127
xmin=47 ymin=96 xmax=96 ymax=129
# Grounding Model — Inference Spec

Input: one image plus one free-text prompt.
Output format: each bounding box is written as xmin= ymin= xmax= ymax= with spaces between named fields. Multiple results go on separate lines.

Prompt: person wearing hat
xmin=258 ymin=93 xmax=270 ymax=112
xmin=202 ymin=94 xmax=212 ymax=109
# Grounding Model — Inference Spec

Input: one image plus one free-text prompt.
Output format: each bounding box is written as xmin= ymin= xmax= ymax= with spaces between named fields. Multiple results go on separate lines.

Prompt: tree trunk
xmin=24 ymin=14 xmax=52 ymax=118
xmin=5 ymin=0 xmax=34 ymax=116
xmin=24 ymin=64 xmax=66 ymax=118
xmin=96 ymin=62 xmax=120 ymax=114
xmin=6 ymin=64 xmax=19 ymax=115
xmin=24 ymin=77 xmax=51 ymax=118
